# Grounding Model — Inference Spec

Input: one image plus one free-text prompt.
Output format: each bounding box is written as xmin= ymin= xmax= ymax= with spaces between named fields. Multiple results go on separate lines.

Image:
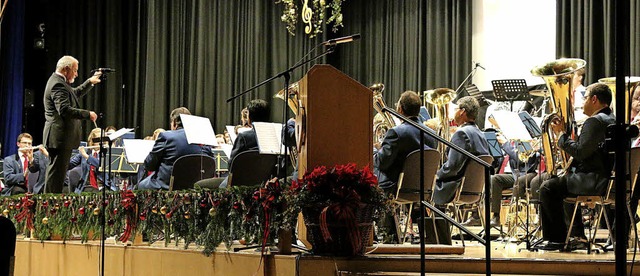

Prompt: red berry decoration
xmin=79 ymin=207 xmax=86 ymax=215
xmin=63 ymin=200 xmax=71 ymax=207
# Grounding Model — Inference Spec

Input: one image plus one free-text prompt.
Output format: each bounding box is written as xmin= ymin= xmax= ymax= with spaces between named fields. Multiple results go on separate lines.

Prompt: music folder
xmin=122 ymin=139 xmax=155 ymax=164
xmin=180 ymin=114 xmax=218 ymax=147
xmin=226 ymin=125 xmax=237 ymax=144
xmin=253 ymin=122 xmax=285 ymax=155
xmin=483 ymin=131 xmax=503 ymax=158
xmin=489 ymin=110 xmax=532 ymax=141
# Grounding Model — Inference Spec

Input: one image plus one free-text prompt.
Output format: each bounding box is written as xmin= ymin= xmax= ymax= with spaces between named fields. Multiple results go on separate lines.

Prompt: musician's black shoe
xmin=540 ymin=241 xmax=565 ymax=251
xmin=489 ymin=216 xmax=500 ymax=227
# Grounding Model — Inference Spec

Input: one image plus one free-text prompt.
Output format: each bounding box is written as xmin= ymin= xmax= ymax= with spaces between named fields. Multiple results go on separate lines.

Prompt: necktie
xmin=23 ymin=154 xmax=29 ymax=187
xmin=89 ymin=152 xmax=99 ymax=188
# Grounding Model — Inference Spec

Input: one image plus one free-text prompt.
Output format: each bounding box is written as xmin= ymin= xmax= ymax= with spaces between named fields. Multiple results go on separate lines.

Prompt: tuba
xmin=274 ymin=82 xmax=300 ymax=167
xmin=598 ymin=76 xmax=640 ymax=123
xmin=531 ymin=58 xmax=586 ymax=176
xmin=424 ymin=88 xmax=455 ymax=161
xmin=371 ymin=83 xmax=397 ymax=144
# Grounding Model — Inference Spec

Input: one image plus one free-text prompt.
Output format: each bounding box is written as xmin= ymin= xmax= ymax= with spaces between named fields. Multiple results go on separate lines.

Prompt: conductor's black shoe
xmin=541 ymin=241 xmax=565 ymax=251
xmin=461 ymin=217 xmax=482 ymax=227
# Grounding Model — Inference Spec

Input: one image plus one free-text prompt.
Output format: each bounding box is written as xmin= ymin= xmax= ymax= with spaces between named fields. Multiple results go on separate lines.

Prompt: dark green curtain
xmin=337 ymin=0 xmax=472 ymax=105
xmin=24 ymin=0 xmax=471 ymax=138
xmin=557 ymin=0 xmax=640 ymax=84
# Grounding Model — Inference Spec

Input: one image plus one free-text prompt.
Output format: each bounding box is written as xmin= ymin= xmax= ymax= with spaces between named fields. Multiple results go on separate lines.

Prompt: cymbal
xmin=529 ymin=89 xmax=549 ymax=97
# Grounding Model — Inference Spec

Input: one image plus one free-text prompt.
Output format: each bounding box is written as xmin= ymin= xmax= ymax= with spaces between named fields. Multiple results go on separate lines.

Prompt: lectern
xmin=294 ymin=65 xmax=373 ymax=177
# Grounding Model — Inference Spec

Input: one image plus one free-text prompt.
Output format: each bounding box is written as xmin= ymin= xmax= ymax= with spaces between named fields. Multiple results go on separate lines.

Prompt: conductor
xmin=43 ymin=55 xmax=102 ymax=193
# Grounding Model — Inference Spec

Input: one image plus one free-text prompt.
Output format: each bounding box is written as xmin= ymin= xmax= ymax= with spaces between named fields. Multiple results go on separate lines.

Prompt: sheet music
xmin=108 ymin=128 xmax=135 ymax=141
xmin=219 ymin=144 xmax=232 ymax=158
xmin=122 ymin=139 xmax=156 ymax=164
xmin=253 ymin=122 xmax=284 ymax=155
xmin=226 ymin=125 xmax=237 ymax=143
xmin=491 ymin=110 xmax=532 ymax=141
xmin=180 ymin=114 xmax=218 ymax=146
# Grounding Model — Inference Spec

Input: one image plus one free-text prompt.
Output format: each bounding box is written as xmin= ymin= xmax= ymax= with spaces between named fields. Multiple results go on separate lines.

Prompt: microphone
xmin=475 ymin=63 xmax=486 ymax=70
xmin=91 ymin=68 xmax=116 ymax=73
xmin=321 ymin=34 xmax=361 ymax=46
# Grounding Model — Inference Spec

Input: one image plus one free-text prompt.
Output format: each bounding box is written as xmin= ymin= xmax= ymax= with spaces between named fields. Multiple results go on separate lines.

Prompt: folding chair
xmin=169 ymin=154 xmax=216 ymax=191
xmin=393 ymin=149 xmax=440 ymax=243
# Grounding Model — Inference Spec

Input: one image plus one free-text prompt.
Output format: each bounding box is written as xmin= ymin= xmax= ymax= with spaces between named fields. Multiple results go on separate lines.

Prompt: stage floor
xmin=12 ymin=231 xmax=640 ymax=276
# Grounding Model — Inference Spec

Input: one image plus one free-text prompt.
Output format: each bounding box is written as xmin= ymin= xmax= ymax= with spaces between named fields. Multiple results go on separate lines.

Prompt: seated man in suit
xmin=538 ymin=83 xmax=615 ymax=251
xmin=373 ymin=91 xmax=438 ymax=243
xmin=2 ymin=133 xmax=49 ymax=195
xmin=432 ymin=96 xmax=490 ymax=205
xmin=374 ymin=91 xmax=438 ymax=193
xmin=138 ymin=107 xmax=213 ymax=190
xmin=67 ymin=128 xmax=119 ymax=193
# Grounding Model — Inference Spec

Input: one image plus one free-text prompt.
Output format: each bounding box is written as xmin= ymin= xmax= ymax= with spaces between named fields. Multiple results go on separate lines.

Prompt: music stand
xmin=518 ymin=111 xmax=542 ymax=138
xmin=483 ymin=132 xmax=504 ymax=158
xmin=98 ymin=147 xmax=139 ymax=174
xmin=491 ymin=79 xmax=530 ymax=111
xmin=211 ymin=148 xmax=229 ymax=176
xmin=466 ymin=84 xmax=491 ymax=107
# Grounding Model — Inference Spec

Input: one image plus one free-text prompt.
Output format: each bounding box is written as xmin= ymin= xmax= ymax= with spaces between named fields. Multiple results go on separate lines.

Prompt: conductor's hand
xmin=89 ymin=111 xmax=98 ymax=122
xmin=89 ymin=71 xmax=102 ymax=85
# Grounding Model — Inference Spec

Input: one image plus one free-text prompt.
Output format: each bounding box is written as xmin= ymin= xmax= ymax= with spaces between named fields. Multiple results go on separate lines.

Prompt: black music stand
xmin=491 ymin=79 xmax=530 ymax=111
xmin=483 ymin=132 xmax=504 ymax=158
xmin=518 ymin=111 xmax=542 ymax=138
xmin=466 ymin=84 xmax=491 ymax=107
xmin=211 ymin=149 xmax=229 ymax=177
xmin=98 ymin=147 xmax=139 ymax=174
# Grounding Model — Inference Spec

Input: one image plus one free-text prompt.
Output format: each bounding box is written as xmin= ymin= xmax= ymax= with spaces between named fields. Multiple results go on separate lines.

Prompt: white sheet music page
xmin=122 ymin=139 xmax=156 ymax=163
xmin=180 ymin=114 xmax=218 ymax=146
xmin=108 ymin=128 xmax=135 ymax=141
xmin=226 ymin=125 xmax=237 ymax=143
xmin=253 ymin=122 xmax=283 ymax=155
xmin=491 ymin=110 xmax=532 ymax=141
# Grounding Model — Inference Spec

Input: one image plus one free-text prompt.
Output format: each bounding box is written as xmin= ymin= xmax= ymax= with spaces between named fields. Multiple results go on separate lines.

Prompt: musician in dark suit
xmin=432 ymin=96 xmax=490 ymax=205
xmin=2 ymin=133 xmax=49 ymax=195
xmin=67 ymin=128 xmax=118 ymax=193
xmin=43 ymin=56 xmax=102 ymax=193
xmin=374 ymin=91 xmax=438 ymax=192
xmin=539 ymin=83 xmax=615 ymax=250
xmin=218 ymin=99 xmax=270 ymax=188
xmin=138 ymin=107 xmax=213 ymax=190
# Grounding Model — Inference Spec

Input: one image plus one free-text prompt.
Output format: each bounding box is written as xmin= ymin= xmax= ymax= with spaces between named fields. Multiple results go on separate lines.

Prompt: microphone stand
xmin=454 ymin=63 xmax=482 ymax=96
xmin=382 ymin=107 xmax=493 ymax=276
xmin=226 ymin=45 xmax=336 ymax=180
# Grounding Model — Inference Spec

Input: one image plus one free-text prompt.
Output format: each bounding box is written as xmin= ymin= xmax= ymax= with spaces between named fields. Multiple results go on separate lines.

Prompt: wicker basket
xmin=302 ymin=203 xmax=374 ymax=256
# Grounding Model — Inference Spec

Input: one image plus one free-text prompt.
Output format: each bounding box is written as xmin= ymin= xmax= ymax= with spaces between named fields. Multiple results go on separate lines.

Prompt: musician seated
xmin=196 ymin=100 xmax=270 ymax=189
xmin=373 ymin=91 xmax=437 ymax=243
xmin=538 ymin=83 xmax=614 ymax=251
xmin=137 ymin=107 xmax=213 ymax=190
xmin=2 ymin=133 xmax=49 ymax=195
xmin=432 ymin=96 xmax=490 ymax=205
xmin=489 ymin=133 xmax=540 ymax=226
xmin=67 ymin=128 xmax=119 ymax=193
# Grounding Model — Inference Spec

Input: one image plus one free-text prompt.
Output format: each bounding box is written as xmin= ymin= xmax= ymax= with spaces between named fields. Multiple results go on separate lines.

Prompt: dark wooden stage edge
xmin=13 ymin=239 xmax=634 ymax=275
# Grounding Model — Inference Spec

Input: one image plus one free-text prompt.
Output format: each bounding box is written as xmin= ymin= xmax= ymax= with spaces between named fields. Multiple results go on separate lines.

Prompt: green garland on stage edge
xmin=0 ymin=183 xmax=297 ymax=257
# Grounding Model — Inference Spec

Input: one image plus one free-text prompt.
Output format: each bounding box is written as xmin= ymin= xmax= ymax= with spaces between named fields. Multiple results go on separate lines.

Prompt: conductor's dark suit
xmin=2 ymin=152 xmax=48 ymax=195
xmin=540 ymin=107 xmax=615 ymax=242
xmin=432 ymin=122 xmax=490 ymax=205
xmin=374 ymin=117 xmax=438 ymax=191
xmin=138 ymin=128 xmax=213 ymax=190
xmin=43 ymin=73 xmax=94 ymax=193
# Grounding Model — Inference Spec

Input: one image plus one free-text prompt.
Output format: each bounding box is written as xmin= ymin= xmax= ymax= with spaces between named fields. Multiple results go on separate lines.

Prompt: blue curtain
xmin=0 ymin=0 xmax=25 ymax=158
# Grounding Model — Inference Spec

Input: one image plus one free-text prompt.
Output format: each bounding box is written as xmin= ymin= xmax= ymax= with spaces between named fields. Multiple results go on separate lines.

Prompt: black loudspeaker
xmin=24 ymin=89 xmax=34 ymax=108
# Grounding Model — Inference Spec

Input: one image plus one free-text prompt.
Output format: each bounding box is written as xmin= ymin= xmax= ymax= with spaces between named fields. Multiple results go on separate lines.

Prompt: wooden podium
xmin=294 ymin=64 xmax=373 ymax=177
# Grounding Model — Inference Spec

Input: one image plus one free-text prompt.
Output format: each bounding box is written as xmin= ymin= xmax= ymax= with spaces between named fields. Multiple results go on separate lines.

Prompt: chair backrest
xmin=455 ymin=155 xmax=494 ymax=205
xmin=396 ymin=149 xmax=441 ymax=203
xmin=228 ymin=150 xmax=278 ymax=187
xmin=169 ymin=154 xmax=216 ymax=191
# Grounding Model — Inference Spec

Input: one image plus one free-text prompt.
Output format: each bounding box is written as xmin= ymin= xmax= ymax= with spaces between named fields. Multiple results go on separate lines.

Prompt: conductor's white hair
xmin=56 ymin=56 xmax=78 ymax=72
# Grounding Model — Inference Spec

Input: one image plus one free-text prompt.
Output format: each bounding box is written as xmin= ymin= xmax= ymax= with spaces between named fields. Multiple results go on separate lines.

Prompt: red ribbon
xmin=118 ymin=190 xmax=137 ymax=243
xmin=15 ymin=195 xmax=35 ymax=230
xmin=319 ymin=189 xmax=362 ymax=255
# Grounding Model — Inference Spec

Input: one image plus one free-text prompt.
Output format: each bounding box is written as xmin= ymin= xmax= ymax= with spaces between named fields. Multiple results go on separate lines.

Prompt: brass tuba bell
xmin=424 ymin=88 xmax=455 ymax=161
xmin=371 ymin=83 xmax=397 ymax=144
xmin=598 ymin=76 xmax=640 ymax=123
xmin=531 ymin=58 xmax=586 ymax=176
xmin=274 ymin=82 xmax=300 ymax=116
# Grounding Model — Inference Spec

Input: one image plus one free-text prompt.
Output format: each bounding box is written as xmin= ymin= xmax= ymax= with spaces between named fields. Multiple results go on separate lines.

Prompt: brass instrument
xmin=531 ymin=58 xmax=586 ymax=175
xmin=371 ymin=83 xmax=396 ymax=144
xmin=598 ymin=76 xmax=640 ymax=123
xmin=424 ymin=88 xmax=455 ymax=161
xmin=274 ymin=82 xmax=300 ymax=167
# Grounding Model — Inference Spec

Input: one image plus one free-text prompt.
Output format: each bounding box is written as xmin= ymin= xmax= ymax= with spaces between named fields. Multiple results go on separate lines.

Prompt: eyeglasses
xmin=582 ymin=94 xmax=591 ymax=101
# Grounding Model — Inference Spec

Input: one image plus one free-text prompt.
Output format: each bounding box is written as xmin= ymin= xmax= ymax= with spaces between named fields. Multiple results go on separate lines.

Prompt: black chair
xmin=227 ymin=150 xmax=278 ymax=187
xmin=169 ymin=154 xmax=216 ymax=191
xmin=0 ymin=216 xmax=17 ymax=276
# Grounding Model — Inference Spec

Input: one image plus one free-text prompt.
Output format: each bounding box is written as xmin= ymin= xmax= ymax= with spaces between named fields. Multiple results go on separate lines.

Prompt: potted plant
xmin=287 ymin=163 xmax=390 ymax=256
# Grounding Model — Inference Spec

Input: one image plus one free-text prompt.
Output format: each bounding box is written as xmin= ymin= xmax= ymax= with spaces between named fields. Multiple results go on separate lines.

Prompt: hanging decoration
xmin=276 ymin=0 xmax=345 ymax=38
